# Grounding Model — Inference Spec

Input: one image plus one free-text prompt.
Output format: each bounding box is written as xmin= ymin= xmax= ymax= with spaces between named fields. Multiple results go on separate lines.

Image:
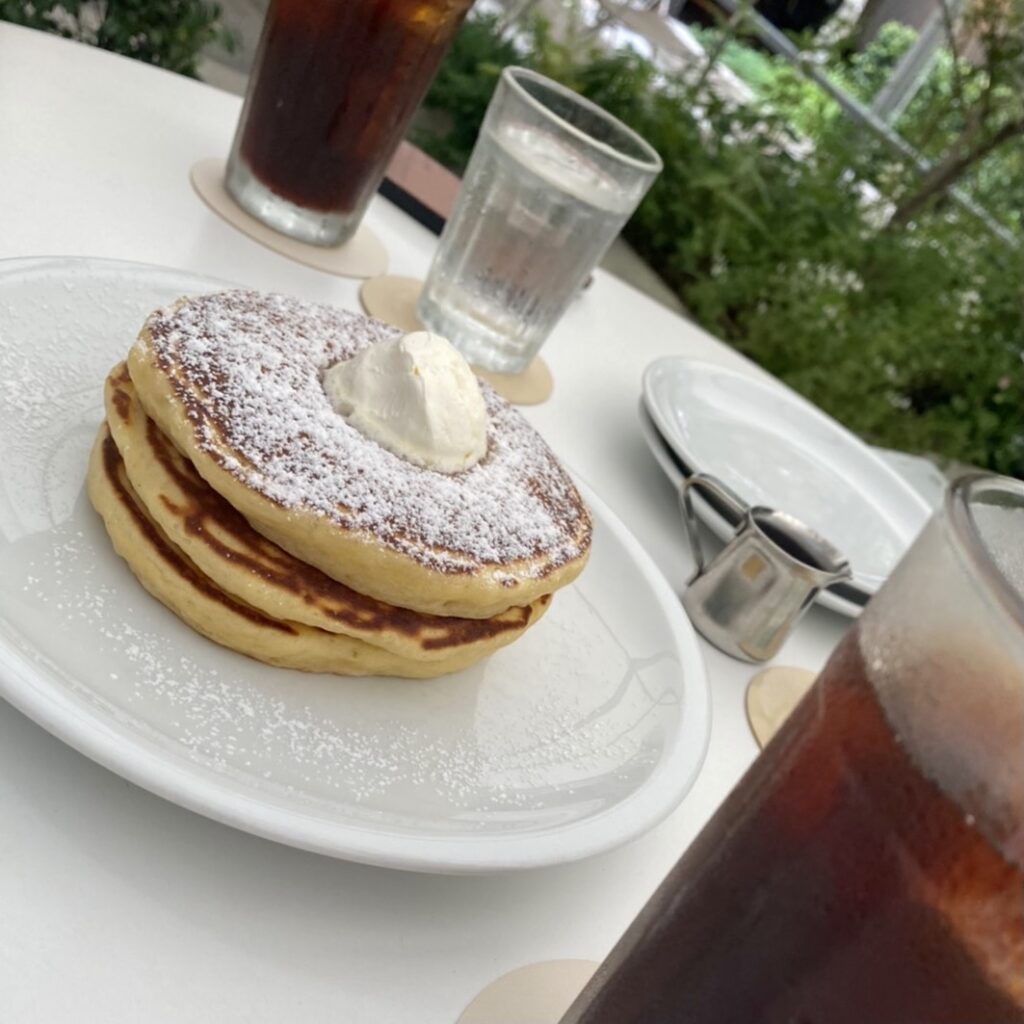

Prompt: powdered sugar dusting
xmin=143 ymin=291 xmax=590 ymax=575
xmin=7 ymin=515 xmax=672 ymax=832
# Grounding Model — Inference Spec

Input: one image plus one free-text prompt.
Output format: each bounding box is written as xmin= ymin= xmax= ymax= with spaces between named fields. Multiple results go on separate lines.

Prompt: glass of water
xmin=416 ymin=67 xmax=662 ymax=374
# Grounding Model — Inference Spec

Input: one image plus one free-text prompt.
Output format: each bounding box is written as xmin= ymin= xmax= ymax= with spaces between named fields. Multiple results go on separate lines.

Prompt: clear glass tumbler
xmin=560 ymin=473 xmax=1024 ymax=1023
xmin=225 ymin=0 xmax=474 ymax=247
xmin=416 ymin=68 xmax=662 ymax=374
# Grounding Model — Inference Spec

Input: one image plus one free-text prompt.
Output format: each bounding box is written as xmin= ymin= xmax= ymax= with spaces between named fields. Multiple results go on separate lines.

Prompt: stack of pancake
xmin=88 ymin=290 xmax=592 ymax=679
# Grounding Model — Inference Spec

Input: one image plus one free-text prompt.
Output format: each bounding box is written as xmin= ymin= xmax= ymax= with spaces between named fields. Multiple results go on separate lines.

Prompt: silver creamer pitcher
xmin=680 ymin=474 xmax=852 ymax=662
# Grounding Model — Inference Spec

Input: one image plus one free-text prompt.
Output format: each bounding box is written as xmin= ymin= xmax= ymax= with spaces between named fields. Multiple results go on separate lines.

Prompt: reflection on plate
xmin=0 ymin=257 xmax=710 ymax=874
xmin=642 ymin=359 xmax=933 ymax=614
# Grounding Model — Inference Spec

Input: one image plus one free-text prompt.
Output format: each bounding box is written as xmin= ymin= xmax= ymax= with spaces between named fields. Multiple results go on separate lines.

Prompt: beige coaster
xmin=359 ymin=275 xmax=554 ymax=405
xmin=359 ymin=274 xmax=425 ymax=332
xmin=457 ymin=960 xmax=599 ymax=1024
xmin=190 ymin=158 xmax=388 ymax=280
xmin=745 ymin=666 xmax=817 ymax=748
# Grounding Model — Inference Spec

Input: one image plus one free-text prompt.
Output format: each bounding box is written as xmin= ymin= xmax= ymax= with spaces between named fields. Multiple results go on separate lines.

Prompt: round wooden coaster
xmin=190 ymin=158 xmax=388 ymax=280
xmin=457 ymin=960 xmax=599 ymax=1024
xmin=359 ymin=273 xmax=424 ymax=332
xmin=358 ymin=274 xmax=554 ymax=406
xmin=745 ymin=666 xmax=817 ymax=748
xmin=473 ymin=358 xmax=554 ymax=406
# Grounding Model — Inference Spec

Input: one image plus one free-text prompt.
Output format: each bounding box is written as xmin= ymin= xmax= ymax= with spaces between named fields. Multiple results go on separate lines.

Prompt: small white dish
xmin=642 ymin=358 xmax=932 ymax=607
xmin=0 ymin=257 xmax=710 ymax=874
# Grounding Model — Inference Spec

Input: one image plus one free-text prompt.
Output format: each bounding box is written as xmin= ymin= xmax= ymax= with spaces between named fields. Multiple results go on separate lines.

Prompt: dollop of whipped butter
xmin=323 ymin=331 xmax=488 ymax=473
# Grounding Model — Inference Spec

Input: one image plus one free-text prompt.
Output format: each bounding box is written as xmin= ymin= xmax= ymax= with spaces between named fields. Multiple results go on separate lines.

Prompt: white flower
xmin=42 ymin=4 xmax=76 ymax=33
xmin=41 ymin=0 xmax=106 ymax=44
xmin=957 ymin=289 xmax=982 ymax=318
xmin=79 ymin=0 xmax=107 ymax=41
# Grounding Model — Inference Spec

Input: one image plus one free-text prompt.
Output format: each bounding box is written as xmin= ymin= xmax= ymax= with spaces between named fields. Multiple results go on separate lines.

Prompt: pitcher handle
xmin=679 ymin=473 xmax=749 ymax=580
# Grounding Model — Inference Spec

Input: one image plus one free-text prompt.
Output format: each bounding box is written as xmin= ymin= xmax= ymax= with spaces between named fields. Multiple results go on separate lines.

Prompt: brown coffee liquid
xmin=562 ymin=629 xmax=1024 ymax=1023
xmin=239 ymin=0 xmax=470 ymax=214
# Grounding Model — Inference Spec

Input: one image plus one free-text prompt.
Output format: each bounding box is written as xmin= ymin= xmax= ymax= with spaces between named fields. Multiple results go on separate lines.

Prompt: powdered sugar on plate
xmin=8 ymin=514 xmax=668 ymax=825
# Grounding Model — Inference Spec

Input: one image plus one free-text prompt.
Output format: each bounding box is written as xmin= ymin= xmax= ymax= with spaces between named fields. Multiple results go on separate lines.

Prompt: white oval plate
xmin=0 ymin=257 xmax=710 ymax=874
xmin=642 ymin=357 xmax=932 ymax=602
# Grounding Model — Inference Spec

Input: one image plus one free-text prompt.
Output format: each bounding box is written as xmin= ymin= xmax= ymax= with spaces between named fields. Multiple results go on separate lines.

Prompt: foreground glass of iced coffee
xmin=416 ymin=68 xmax=662 ymax=374
xmin=561 ymin=473 xmax=1024 ymax=1023
xmin=225 ymin=0 xmax=474 ymax=246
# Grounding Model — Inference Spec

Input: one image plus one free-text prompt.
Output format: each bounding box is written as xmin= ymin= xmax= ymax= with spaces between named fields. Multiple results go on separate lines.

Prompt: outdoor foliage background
xmin=0 ymin=0 xmax=230 ymax=76
xmin=411 ymin=12 xmax=1024 ymax=477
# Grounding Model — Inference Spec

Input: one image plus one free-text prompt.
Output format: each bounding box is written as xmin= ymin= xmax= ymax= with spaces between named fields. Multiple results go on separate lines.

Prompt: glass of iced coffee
xmin=225 ymin=0 xmax=474 ymax=246
xmin=560 ymin=473 xmax=1024 ymax=1023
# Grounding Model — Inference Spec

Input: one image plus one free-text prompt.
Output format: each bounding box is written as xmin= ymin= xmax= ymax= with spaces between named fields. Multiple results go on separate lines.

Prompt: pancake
xmin=127 ymin=290 xmax=591 ymax=618
xmin=103 ymin=363 xmax=549 ymax=661
xmin=87 ymin=424 xmax=501 ymax=679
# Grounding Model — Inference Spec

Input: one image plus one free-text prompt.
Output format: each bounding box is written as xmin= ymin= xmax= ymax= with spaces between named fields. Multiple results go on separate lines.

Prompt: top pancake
xmin=127 ymin=291 xmax=591 ymax=618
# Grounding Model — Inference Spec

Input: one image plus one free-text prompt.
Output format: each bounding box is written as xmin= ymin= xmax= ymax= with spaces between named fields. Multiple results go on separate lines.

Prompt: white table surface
xmin=0 ymin=23 xmax=849 ymax=1023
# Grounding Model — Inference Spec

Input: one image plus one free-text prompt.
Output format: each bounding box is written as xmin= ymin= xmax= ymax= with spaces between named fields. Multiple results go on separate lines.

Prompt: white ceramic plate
xmin=0 ymin=257 xmax=710 ymax=874
xmin=642 ymin=358 xmax=932 ymax=605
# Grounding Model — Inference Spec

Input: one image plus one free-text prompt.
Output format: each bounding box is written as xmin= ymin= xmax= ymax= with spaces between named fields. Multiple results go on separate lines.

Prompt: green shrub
xmin=0 ymin=0 xmax=233 ymax=77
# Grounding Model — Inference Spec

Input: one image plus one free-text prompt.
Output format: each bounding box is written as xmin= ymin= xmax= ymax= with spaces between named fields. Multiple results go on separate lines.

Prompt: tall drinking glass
xmin=561 ymin=473 xmax=1024 ymax=1023
xmin=416 ymin=68 xmax=662 ymax=374
xmin=225 ymin=0 xmax=474 ymax=246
